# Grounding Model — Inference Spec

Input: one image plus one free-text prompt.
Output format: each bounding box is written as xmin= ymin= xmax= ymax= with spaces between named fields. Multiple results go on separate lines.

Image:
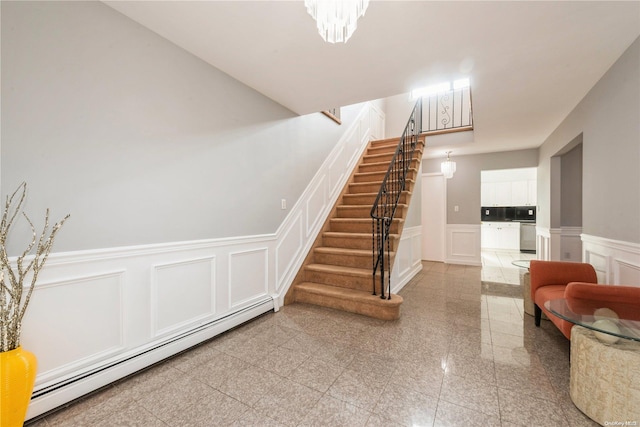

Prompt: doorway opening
xmin=480 ymin=167 xmax=537 ymax=285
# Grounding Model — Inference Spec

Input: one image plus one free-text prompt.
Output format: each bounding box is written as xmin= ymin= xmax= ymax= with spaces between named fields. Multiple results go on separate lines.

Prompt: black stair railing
xmin=423 ymin=86 xmax=473 ymax=133
xmin=370 ymin=98 xmax=422 ymax=299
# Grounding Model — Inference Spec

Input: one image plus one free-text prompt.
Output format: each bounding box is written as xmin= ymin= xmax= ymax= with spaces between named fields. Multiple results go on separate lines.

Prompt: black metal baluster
xmin=370 ymin=98 xmax=422 ymax=302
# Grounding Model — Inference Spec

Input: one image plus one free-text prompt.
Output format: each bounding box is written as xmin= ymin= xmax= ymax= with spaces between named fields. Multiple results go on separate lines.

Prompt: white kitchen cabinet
xmin=481 ymin=222 xmax=520 ymax=250
xmin=500 ymin=223 xmax=520 ymax=250
xmin=481 ymin=182 xmax=496 ymax=206
xmin=481 ymin=222 xmax=497 ymax=248
xmin=495 ymin=182 xmax=512 ymax=206
xmin=481 ymin=179 xmax=537 ymax=207
xmin=481 ymin=168 xmax=537 ymax=207
xmin=511 ymin=180 xmax=528 ymax=206
xmin=527 ymin=180 xmax=537 ymax=205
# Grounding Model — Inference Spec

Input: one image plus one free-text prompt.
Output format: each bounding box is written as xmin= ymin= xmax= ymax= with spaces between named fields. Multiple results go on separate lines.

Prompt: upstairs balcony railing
xmin=422 ymin=86 xmax=473 ymax=134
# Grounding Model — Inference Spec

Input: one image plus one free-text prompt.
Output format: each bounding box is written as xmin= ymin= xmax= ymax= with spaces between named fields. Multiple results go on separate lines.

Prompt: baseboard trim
xmin=27 ymin=298 xmax=273 ymax=420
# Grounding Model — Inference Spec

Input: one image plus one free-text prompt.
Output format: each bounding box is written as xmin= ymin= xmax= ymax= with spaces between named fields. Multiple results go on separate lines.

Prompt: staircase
xmin=285 ymin=135 xmax=425 ymax=320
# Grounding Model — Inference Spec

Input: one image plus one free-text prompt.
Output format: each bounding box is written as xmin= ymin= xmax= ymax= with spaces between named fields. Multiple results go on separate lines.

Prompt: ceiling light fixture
xmin=305 ymin=0 xmax=370 ymax=44
xmin=441 ymin=151 xmax=457 ymax=179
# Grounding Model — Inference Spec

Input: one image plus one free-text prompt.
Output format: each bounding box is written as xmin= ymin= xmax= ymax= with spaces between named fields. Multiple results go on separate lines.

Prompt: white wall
xmin=1 ymin=1 xmax=363 ymax=253
xmin=536 ymin=38 xmax=640 ymax=284
xmin=18 ymin=95 xmax=383 ymax=422
xmin=1 ymin=1 xmax=406 ymax=419
xmin=537 ymin=37 xmax=639 ymax=242
xmin=384 ymin=93 xmax=415 ymax=138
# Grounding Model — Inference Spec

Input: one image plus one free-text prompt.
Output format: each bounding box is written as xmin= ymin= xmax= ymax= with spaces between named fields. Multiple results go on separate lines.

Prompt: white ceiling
xmin=104 ymin=1 xmax=640 ymax=158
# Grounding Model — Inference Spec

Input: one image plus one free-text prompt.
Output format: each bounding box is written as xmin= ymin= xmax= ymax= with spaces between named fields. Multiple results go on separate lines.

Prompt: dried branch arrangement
xmin=0 ymin=183 xmax=69 ymax=352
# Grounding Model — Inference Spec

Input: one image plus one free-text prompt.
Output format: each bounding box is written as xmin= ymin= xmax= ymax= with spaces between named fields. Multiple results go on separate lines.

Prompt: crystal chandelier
xmin=441 ymin=151 xmax=457 ymax=179
xmin=304 ymin=0 xmax=370 ymax=44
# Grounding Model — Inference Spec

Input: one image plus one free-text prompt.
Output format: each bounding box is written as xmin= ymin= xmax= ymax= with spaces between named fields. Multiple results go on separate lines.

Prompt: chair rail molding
xmin=21 ymin=101 xmax=384 ymax=420
xmin=582 ymin=233 xmax=640 ymax=286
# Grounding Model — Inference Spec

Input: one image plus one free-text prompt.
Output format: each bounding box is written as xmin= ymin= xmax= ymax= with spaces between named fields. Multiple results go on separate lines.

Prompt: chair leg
xmin=534 ymin=304 xmax=542 ymax=327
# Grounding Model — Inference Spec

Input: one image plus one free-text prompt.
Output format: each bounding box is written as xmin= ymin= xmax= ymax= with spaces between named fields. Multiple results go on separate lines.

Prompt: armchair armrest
xmin=565 ymin=282 xmax=640 ymax=321
xmin=530 ymin=260 xmax=597 ymax=301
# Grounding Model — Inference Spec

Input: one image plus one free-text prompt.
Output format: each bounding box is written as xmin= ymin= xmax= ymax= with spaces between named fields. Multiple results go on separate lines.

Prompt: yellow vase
xmin=0 ymin=346 xmax=37 ymax=427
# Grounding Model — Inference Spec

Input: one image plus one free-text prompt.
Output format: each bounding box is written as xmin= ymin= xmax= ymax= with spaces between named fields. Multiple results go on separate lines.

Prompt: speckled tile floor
xmin=26 ymin=261 xmax=599 ymax=427
xmin=481 ymin=250 xmax=536 ymax=285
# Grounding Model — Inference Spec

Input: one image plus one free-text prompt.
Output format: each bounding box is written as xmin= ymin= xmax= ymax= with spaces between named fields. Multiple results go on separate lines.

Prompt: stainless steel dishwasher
xmin=519 ymin=222 xmax=536 ymax=253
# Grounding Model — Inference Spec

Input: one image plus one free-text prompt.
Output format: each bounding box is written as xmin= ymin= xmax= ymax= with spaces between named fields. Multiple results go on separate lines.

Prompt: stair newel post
xmin=371 ymin=217 xmax=375 ymax=296
xmin=385 ymin=216 xmax=392 ymax=300
xmin=380 ymin=221 xmax=386 ymax=300
xmin=372 ymin=216 xmax=378 ymax=296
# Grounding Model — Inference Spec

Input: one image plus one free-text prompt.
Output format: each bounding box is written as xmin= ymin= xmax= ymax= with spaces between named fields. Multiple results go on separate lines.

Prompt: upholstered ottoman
xmin=570 ymin=326 xmax=640 ymax=425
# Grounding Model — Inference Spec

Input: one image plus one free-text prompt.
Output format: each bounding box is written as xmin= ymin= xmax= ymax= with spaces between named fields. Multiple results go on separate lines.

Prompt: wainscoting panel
xmin=152 ymin=257 xmax=216 ymax=338
xmin=585 ymin=251 xmax=609 ymax=283
xmin=346 ymin=126 xmax=363 ymax=167
xmin=305 ymin=176 xmax=327 ymax=239
xmin=582 ymin=234 xmax=640 ymax=286
xmin=391 ymin=226 xmax=423 ymax=294
xmin=445 ymin=224 xmax=481 ymax=266
xmin=22 ymin=102 xmax=384 ymax=420
xmin=276 ymin=213 xmax=303 ymax=293
xmin=360 ymin=110 xmax=371 ymax=144
xmin=229 ymin=248 xmax=269 ymax=308
xmin=21 ymin=271 xmax=125 ymax=385
xmin=328 ymin=145 xmax=346 ymax=199
xmin=617 ymin=260 xmax=640 ymax=285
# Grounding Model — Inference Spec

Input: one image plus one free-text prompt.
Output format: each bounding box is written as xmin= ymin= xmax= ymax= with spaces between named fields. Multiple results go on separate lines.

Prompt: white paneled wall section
xmin=21 ymin=102 xmax=388 ymax=420
xmin=535 ymin=228 xmax=640 ymax=287
xmin=446 ymin=224 xmax=482 ymax=266
xmin=390 ymin=226 xmax=424 ymax=294
xmin=582 ymin=234 xmax=640 ymax=286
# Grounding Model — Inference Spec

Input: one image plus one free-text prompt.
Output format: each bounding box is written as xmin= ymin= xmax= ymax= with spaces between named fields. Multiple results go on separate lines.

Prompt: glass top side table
xmin=511 ymin=260 xmax=531 ymax=269
xmin=545 ymin=298 xmax=640 ymax=342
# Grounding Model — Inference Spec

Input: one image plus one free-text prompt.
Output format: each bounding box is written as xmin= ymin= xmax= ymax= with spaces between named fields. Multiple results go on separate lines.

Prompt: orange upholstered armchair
xmin=529 ymin=260 xmax=597 ymax=338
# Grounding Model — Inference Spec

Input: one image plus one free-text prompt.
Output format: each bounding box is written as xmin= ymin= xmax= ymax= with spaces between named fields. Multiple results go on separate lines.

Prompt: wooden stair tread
xmin=330 ymin=218 xmax=403 ymax=223
xmin=359 ymin=159 xmax=420 ymax=167
xmin=295 ymin=282 xmax=402 ymax=320
xmin=297 ymin=282 xmax=401 ymax=304
xmin=339 ymin=204 xmax=408 ymax=209
xmin=323 ymin=231 xmax=399 ymax=238
xmin=314 ymin=247 xmax=371 ymax=256
xmin=354 ymin=168 xmax=419 ymax=177
xmin=306 ymin=263 xmax=371 ymax=276
xmin=344 ymin=191 xmax=410 ymax=197
xmin=350 ymin=179 xmax=414 ymax=186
